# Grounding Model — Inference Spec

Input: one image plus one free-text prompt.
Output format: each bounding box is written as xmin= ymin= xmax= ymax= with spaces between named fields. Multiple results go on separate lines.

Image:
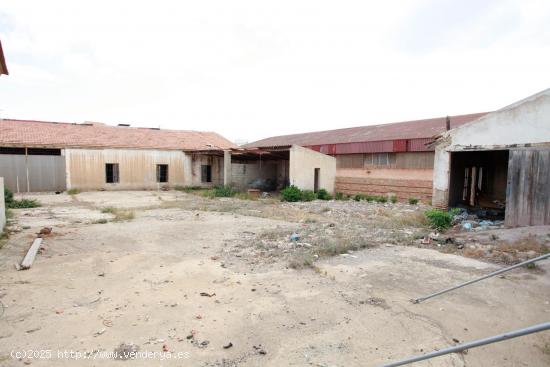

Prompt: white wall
xmin=289 ymin=145 xmax=336 ymax=193
xmin=0 ymin=177 xmax=6 ymax=231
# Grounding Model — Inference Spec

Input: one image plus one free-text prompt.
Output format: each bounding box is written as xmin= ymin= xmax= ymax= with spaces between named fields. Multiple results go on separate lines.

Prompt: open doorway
xmin=449 ymin=150 xmax=508 ymax=219
xmin=314 ymin=168 xmax=320 ymax=193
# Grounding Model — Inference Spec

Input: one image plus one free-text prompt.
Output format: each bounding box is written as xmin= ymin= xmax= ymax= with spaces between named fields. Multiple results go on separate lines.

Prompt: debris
xmin=93 ymin=328 xmax=106 ymax=337
xmin=462 ymin=222 xmax=473 ymax=231
xmin=200 ymin=292 xmax=216 ymax=297
xmin=162 ymin=344 xmax=169 ymax=352
xmin=55 ymin=309 xmax=64 ymax=314
xmin=195 ymin=315 xmax=203 ymax=319
xmin=20 ymin=238 xmax=43 ymax=270
xmin=98 ymin=272 xmax=105 ymax=277
xmin=210 ymin=256 xmax=220 ymax=261
xmin=253 ymin=345 xmax=267 ymax=355
xmin=102 ymin=319 xmax=113 ymax=327
xmin=223 ymin=342 xmax=233 ymax=349
xmin=199 ymin=340 xmax=210 ymax=348
xmin=25 ymin=327 xmax=41 ymax=333
xmin=38 ymin=227 xmax=52 ymax=236
xmin=421 ymin=237 xmax=432 ymax=245
xmin=290 ymin=233 xmax=300 ymax=242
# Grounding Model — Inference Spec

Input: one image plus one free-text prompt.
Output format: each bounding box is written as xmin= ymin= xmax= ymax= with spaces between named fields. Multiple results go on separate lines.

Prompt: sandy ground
xmin=0 ymin=191 xmax=549 ymax=367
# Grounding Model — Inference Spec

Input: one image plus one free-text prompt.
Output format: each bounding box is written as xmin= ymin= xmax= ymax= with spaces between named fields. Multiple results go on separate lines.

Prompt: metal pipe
xmin=412 ymin=252 xmax=550 ymax=304
xmin=380 ymin=322 xmax=550 ymax=367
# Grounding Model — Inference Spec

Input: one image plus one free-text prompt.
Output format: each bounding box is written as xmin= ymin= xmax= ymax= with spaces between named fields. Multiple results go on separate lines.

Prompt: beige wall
xmin=289 ymin=145 xmax=336 ymax=193
xmin=65 ymin=148 xmax=186 ymax=190
xmin=337 ymin=168 xmax=433 ymax=181
xmin=0 ymin=177 xmax=5 ymax=231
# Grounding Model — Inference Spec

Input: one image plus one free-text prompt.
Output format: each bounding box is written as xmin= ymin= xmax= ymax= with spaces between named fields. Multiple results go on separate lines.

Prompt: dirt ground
xmin=0 ymin=191 xmax=549 ymax=367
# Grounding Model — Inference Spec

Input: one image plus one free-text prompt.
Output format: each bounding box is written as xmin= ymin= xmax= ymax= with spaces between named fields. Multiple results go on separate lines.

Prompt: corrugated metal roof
xmin=0 ymin=119 xmax=237 ymax=151
xmin=245 ymin=113 xmax=488 ymax=148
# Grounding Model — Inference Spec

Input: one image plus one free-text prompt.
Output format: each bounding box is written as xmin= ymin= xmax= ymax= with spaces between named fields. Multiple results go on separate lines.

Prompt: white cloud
xmin=0 ymin=0 xmax=549 ymax=142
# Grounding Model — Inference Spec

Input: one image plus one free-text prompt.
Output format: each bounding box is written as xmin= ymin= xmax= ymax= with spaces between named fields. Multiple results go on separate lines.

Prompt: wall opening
xmin=201 ymin=164 xmax=212 ymax=183
xmin=449 ymin=150 xmax=508 ymax=219
xmin=156 ymin=164 xmax=169 ymax=183
xmin=314 ymin=168 xmax=320 ymax=193
xmin=105 ymin=163 xmax=119 ymax=183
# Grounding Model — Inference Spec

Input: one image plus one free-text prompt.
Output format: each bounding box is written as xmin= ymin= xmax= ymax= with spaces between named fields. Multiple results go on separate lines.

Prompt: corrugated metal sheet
xmin=334 ymin=140 xmax=394 ymax=154
xmin=393 ymin=139 xmax=407 ymax=152
xmin=407 ymin=138 xmax=434 ymax=152
xmin=0 ymin=154 xmax=66 ymax=192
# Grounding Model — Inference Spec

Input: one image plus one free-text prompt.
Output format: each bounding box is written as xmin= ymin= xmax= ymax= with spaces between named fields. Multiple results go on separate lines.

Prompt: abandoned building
xmin=245 ymin=112 xmax=487 ymax=201
xmin=0 ymin=119 xmax=335 ymax=194
xmin=432 ymin=88 xmax=550 ymax=227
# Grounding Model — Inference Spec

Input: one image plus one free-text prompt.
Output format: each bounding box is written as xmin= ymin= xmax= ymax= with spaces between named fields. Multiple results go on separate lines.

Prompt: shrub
xmin=425 ymin=209 xmax=453 ymax=230
xmin=390 ymin=195 xmax=398 ymax=204
xmin=4 ymin=188 xmax=13 ymax=205
xmin=175 ymin=185 xmax=202 ymax=192
xmin=408 ymin=198 xmax=419 ymax=205
xmin=213 ymin=185 xmax=236 ymax=197
xmin=67 ymin=188 xmax=80 ymax=195
xmin=281 ymin=185 xmax=303 ymax=202
xmin=335 ymin=192 xmax=346 ymax=200
xmin=354 ymin=194 xmax=366 ymax=201
xmin=7 ymin=198 xmax=41 ymax=209
xmin=376 ymin=195 xmax=388 ymax=203
xmin=316 ymin=189 xmax=332 ymax=200
xmin=301 ymin=190 xmax=316 ymax=202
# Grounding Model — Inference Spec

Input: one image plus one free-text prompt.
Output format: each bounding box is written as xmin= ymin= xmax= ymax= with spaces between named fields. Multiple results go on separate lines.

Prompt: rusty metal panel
xmin=334 ymin=140 xmax=394 ymax=154
xmin=408 ymin=138 xmax=435 ymax=152
xmin=393 ymin=139 xmax=407 ymax=152
xmin=506 ymin=148 xmax=550 ymax=227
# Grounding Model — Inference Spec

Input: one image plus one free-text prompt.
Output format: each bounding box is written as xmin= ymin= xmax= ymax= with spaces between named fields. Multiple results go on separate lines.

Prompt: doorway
xmin=314 ymin=168 xmax=320 ymax=193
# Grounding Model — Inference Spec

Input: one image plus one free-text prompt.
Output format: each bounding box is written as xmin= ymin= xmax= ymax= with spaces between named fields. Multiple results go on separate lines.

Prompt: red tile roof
xmin=245 ymin=113 xmax=488 ymax=148
xmin=0 ymin=119 xmax=237 ymax=151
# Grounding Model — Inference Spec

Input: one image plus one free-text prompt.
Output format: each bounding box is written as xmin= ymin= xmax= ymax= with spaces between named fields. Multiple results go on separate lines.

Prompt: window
xmin=156 ymin=164 xmax=168 ymax=183
xmin=201 ymin=164 xmax=212 ymax=183
xmin=105 ymin=163 xmax=119 ymax=183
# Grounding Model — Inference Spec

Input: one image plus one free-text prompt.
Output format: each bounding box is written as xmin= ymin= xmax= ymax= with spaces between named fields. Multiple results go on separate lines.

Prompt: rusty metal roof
xmin=0 ymin=119 xmax=237 ymax=151
xmin=245 ymin=113 xmax=488 ymax=148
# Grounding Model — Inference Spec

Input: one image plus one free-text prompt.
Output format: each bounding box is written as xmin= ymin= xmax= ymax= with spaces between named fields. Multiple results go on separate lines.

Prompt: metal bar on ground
xmin=380 ymin=322 xmax=550 ymax=367
xmin=412 ymin=252 xmax=550 ymax=304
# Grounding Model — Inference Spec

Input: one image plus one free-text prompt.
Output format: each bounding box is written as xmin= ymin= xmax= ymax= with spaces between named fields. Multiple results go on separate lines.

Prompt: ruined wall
xmin=0 ymin=177 xmax=5 ymax=231
xmin=188 ymin=154 xmax=224 ymax=187
xmin=289 ymin=145 xmax=336 ymax=193
xmin=65 ymin=148 xmax=186 ymax=190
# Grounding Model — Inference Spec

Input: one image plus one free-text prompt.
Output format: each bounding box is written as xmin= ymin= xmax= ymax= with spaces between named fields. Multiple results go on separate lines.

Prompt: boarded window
xmin=156 ymin=164 xmax=168 ymax=183
xmin=105 ymin=163 xmax=119 ymax=183
xmin=201 ymin=165 xmax=212 ymax=183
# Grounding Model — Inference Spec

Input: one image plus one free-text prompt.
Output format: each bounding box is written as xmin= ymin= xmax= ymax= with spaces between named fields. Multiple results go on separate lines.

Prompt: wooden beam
xmin=20 ymin=238 xmax=43 ymax=270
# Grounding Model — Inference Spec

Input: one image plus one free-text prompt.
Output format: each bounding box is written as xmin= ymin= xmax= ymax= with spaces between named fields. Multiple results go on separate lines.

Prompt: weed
xmin=376 ymin=195 xmax=388 ymax=203
xmin=408 ymin=198 xmax=419 ymax=205
xmin=67 ymin=188 xmax=81 ymax=195
xmin=7 ymin=198 xmax=41 ymax=209
xmin=4 ymin=187 xmax=13 ymax=205
xmin=424 ymin=209 xmax=453 ymax=230
xmin=92 ymin=218 xmax=109 ymax=224
xmin=213 ymin=185 xmax=236 ymax=197
xmin=288 ymin=253 xmax=315 ymax=269
xmin=175 ymin=185 xmax=202 ymax=192
xmin=113 ymin=210 xmax=135 ymax=222
xmin=101 ymin=207 xmax=116 ymax=214
xmin=354 ymin=194 xmax=367 ymax=201
xmin=235 ymin=192 xmax=258 ymax=201
xmin=316 ymin=189 xmax=332 ymax=200
xmin=200 ymin=189 xmax=216 ymax=199
xmin=335 ymin=192 xmax=346 ymax=200
xmin=301 ymin=190 xmax=316 ymax=202
xmin=390 ymin=195 xmax=398 ymax=204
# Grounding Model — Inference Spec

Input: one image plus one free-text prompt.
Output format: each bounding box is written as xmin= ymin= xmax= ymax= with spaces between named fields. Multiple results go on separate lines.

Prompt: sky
xmin=0 ymin=0 xmax=549 ymax=143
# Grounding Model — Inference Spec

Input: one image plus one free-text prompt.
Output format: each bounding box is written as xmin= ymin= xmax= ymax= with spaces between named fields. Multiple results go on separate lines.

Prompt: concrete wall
xmin=289 ymin=145 xmax=336 ymax=193
xmin=65 ymin=148 xmax=186 ymax=190
xmin=432 ymin=89 xmax=550 ymax=208
xmin=0 ymin=154 xmax=66 ymax=192
xmin=0 ymin=177 xmax=5 ymax=231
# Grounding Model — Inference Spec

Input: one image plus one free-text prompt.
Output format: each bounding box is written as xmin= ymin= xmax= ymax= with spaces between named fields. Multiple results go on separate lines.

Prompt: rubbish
xmin=93 ymin=328 xmax=106 ymax=337
xmin=20 ymin=238 xmax=43 ymax=270
xmin=25 ymin=327 xmax=41 ymax=333
xmin=290 ymin=233 xmax=300 ymax=242
xmin=223 ymin=342 xmax=233 ymax=349
xmin=199 ymin=340 xmax=209 ymax=348
xmin=98 ymin=272 xmax=105 ymax=277
xmin=253 ymin=345 xmax=267 ymax=355
xmin=421 ymin=237 xmax=432 ymax=245
xmin=195 ymin=315 xmax=203 ymax=319
xmin=102 ymin=319 xmax=113 ymax=327
xmin=462 ymin=222 xmax=473 ymax=231
xmin=162 ymin=344 xmax=169 ymax=352
xmin=200 ymin=292 xmax=216 ymax=297
xmin=210 ymin=256 xmax=220 ymax=261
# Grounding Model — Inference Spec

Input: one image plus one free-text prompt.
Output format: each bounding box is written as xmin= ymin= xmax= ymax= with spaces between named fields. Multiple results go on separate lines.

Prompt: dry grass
xmin=496 ymin=237 xmax=549 ymax=255
xmin=288 ymin=252 xmax=315 ymax=269
xmin=99 ymin=207 xmax=135 ymax=222
xmin=463 ymin=248 xmax=486 ymax=259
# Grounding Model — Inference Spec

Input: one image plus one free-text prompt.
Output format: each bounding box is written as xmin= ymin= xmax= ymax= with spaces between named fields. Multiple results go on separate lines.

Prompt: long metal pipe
xmin=412 ymin=252 xmax=550 ymax=304
xmin=380 ymin=322 xmax=550 ymax=367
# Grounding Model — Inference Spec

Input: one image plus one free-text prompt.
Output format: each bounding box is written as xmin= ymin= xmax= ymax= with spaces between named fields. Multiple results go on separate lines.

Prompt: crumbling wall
xmin=289 ymin=145 xmax=336 ymax=193
xmin=230 ymin=161 xmax=282 ymax=191
xmin=189 ymin=154 xmax=223 ymax=187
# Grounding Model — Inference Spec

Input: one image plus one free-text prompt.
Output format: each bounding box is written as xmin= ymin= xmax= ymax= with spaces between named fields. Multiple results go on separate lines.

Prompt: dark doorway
xmin=156 ymin=164 xmax=169 ymax=183
xmin=201 ymin=164 xmax=212 ymax=183
xmin=105 ymin=163 xmax=119 ymax=183
xmin=449 ymin=150 xmax=509 ymax=219
xmin=314 ymin=168 xmax=320 ymax=193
